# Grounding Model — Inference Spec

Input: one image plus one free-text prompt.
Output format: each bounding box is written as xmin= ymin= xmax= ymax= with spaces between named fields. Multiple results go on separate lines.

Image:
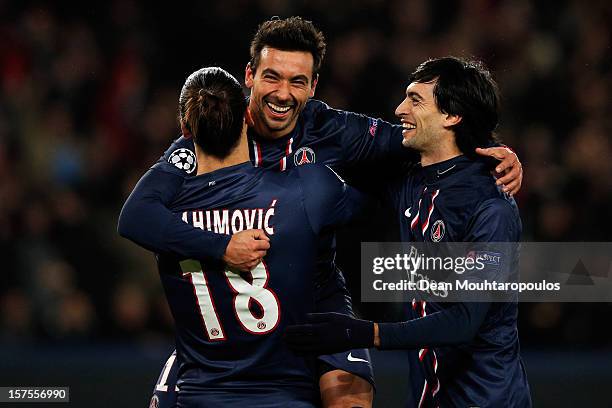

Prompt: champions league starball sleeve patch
xmin=168 ymin=148 xmax=197 ymax=174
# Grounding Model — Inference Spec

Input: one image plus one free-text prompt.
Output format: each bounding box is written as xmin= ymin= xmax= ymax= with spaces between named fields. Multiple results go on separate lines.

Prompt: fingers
xmin=494 ymin=159 xmax=522 ymax=196
xmin=507 ymin=165 xmax=522 ymax=194
xmin=494 ymin=153 xmax=517 ymax=174
xmin=495 ymin=174 xmax=521 ymax=195
xmin=251 ymin=239 xmax=271 ymax=251
xmin=284 ymin=323 xmax=327 ymax=353
xmin=224 ymin=229 xmax=272 ymax=270
xmin=480 ymin=146 xmax=522 ymax=196
xmin=245 ymin=258 xmax=262 ymax=270
xmin=285 ymin=324 xmax=313 ymax=336
xmin=495 ymin=163 xmax=519 ymax=185
xmin=506 ymin=179 xmax=521 ymax=195
xmin=475 ymin=146 xmax=511 ymax=161
xmin=226 ymin=256 xmax=262 ymax=272
xmin=251 ymin=229 xmax=270 ymax=241
xmin=475 ymin=147 xmax=517 ymax=167
xmin=305 ymin=312 xmax=339 ymax=323
xmin=475 ymin=147 xmax=500 ymax=159
xmin=284 ymin=337 xmax=317 ymax=353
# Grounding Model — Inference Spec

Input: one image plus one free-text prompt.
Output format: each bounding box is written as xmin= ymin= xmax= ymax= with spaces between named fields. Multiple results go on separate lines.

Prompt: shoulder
xmin=444 ymin=161 xmax=499 ymax=201
xmin=465 ymin=163 xmax=520 ymax=220
xmin=475 ymin=196 xmax=519 ymax=220
xmin=305 ymin=99 xmax=398 ymax=142
xmin=441 ymin=161 xmax=521 ymax=239
xmin=305 ymin=98 xmax=362 ymax=120
xmin=304 ymin=99 xmax=351 ymax=127
xmin=304 ymin=98 xmax=332 ymax=116
xmin=468 ymin=196 xmax=521 ymax=241
xmin=295 ymin=163 xmax=344 ymax=185
xmin=292 ymin=164 xmax=345 ymax=202
xmin=153 ymin=136 xmax=197 ymax=176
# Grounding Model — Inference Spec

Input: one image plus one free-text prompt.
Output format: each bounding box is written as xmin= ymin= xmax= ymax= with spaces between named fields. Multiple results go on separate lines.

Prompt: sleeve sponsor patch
xmin=475 ymin=251 xmax=502 ymax=266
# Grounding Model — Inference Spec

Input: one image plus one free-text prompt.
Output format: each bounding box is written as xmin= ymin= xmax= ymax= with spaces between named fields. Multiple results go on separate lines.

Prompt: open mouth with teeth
xmin=265 ymin=101 xmax=293 ymax=118
xmin=402 ymin=122 xmax=416 ymax=133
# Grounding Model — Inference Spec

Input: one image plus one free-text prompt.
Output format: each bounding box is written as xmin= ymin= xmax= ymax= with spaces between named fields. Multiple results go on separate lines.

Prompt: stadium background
xmin=1 ymin=0 xmax=610 ymax=406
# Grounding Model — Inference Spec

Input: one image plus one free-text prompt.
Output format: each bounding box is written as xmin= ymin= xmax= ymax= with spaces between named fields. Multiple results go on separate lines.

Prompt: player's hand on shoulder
xmin=475 ymin=146 xmax=523 ymax=196
xmin=223 ymin=229 xmax=270 ymax=271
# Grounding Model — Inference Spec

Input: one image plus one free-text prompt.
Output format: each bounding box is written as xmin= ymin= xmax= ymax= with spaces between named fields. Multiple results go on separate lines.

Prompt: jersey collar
xmin=187 ymin=161 xmax=255 ymax=183
xmin=421 ymin=155 xmax=473 ymax=184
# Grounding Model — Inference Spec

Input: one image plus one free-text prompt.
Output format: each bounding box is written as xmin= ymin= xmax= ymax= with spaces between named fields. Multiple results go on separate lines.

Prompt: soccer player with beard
xmin=118 ymin=17 xmax=524 ymax=407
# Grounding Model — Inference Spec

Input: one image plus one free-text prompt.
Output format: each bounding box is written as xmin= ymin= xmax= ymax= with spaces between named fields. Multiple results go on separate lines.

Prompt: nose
xmin=274 ymin=80 xmax=292 ymax=102
xmin=395 ymin=98 xmax=410 ymax=118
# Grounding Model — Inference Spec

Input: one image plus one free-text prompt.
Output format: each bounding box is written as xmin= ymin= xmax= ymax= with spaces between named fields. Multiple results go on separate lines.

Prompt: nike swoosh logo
xmin=347 ymin=352 xmax=369 ymax=363
xmin=404 ymin=207 xmax=412 ymax=217
xmin=437 ymin=164 xmax=456 ymax=175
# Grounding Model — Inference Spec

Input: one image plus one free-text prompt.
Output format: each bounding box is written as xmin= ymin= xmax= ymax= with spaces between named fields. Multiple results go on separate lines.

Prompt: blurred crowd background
xmin=0 ymin=0 xmax=611 ymax=404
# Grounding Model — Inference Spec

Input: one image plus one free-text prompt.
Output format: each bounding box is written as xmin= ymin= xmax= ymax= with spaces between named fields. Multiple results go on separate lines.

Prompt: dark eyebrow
xmin=261 ymin=68 xmax=310 ymax=84
xmin=261 ymin=68 xmax=280 ymax=77
xmin=407 ymin=91 xmax=423 ymax=101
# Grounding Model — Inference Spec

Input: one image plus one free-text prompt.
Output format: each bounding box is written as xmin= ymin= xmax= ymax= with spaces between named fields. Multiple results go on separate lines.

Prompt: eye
xmin=291 ymin=79 xmax=307 ymax=87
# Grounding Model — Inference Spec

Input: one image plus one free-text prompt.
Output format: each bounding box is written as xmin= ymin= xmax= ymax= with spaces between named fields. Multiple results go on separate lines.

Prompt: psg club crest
xmin=294 ymin=147 xmax=316 ymax=166
xmin=431 ymin=220 xmax=445 ymax=242
xmin=168 ymin=148 xmax=196 ymax=174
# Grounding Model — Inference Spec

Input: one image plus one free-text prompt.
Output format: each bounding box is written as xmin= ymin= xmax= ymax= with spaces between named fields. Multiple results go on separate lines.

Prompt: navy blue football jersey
xmin=118 ymin=99 xmax=387 ymax=407
xmin=153 ymin=161 xmax=364 ymax=406
xmin=243 ymin=99 xmax=410 ymax=172
xmin=149 ymin=99 xmax=409 ymax=288
xmin=132 ymin=99 xmax=411 ymax=262
xmin=384 ymin=155 xmax=531 ymax=407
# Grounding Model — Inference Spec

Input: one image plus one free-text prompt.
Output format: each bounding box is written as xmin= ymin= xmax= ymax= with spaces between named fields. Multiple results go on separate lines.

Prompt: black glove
xmin=284 ymin=312 xmax=374 ymax=354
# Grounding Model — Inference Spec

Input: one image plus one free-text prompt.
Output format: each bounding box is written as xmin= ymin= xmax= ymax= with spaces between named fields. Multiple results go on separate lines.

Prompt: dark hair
xmin=409 ymin=57 xmax=500 ymax=156
xmin=249 ymin=16 xmax=326 ymax=78
xmin=178 ymin=67 xmax=247 ymax=159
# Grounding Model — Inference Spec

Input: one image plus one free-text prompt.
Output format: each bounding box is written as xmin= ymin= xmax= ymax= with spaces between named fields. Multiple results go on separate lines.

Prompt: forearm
xmin=314 ymin=266 xmax=354 ymax=316
xmin=118 ymin=198 xmax=230 ymax=260
xmin=117 ymin=169 xmax=230 ymax=261
xmin=377 ymin=302 xmax=489 ymax=350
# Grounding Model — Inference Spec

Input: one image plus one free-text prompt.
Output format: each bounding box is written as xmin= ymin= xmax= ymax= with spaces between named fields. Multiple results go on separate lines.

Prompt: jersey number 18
xmin=181 ymin=260 xmax=280 ymax=341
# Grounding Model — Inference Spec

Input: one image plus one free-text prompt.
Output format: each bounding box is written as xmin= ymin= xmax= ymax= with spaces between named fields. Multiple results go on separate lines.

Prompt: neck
xmin=420 ymin=135 xmax=462 ymax=166
xmin=194 ymin=130 xmax=250 ymax=175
